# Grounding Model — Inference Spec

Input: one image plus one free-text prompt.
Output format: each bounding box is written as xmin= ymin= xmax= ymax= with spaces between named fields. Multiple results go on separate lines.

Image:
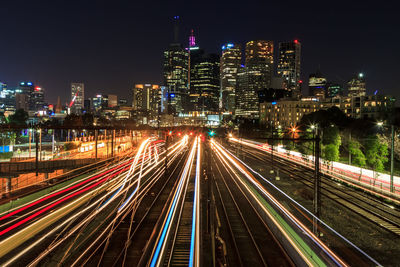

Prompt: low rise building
xmin=260 ymin=94 xmax=395 ymax=128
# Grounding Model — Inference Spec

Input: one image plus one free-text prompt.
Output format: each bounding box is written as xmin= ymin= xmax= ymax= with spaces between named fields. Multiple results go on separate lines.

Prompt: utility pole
xmin=313 ymin=132 xmax=321 ymax=235
xmin=52 ymin=130 xmax=55 ymax=159
xmin=111 ymin=129 xmax=115 ymax=157
xmin=349 ymin=131 xmax=352 ymax=165
xmin=29 ymin=129 xmax=32 ymax=158
xmin=270 ymin=121 xmax=274 ymax=174
xmin=35 ymin=130 xmax=39 ymax=176
xmin=95 ymin=129 xmax=98 ymax=160
xmin=164 ymin=132 xmax=169 ymax=178
xmin=390 ymin=125 xmax=395 ymax=193
xmin=39 ymin=129 xmax=42 ymax=161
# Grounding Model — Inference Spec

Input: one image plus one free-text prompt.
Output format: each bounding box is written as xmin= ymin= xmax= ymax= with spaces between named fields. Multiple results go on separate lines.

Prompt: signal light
xmin=177 ymin=132 xmax=182 ymax=136
xmin=168 ymin=131 xmax=173 ymax=136
xmin=189 ymin=132 xmax=193 ymax=136
xmin=209 ymin=130 xmax=215 ymax=137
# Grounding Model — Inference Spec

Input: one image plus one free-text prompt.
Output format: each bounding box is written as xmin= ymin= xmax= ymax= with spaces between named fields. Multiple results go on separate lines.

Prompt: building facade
xmin=277 ymin=40 xmax=301 ymax=97
xmin=220 ymin=43 xmax=242 ymax=113
xmin=308 ymin=71 xmax=327 ymax=99
xmin=235 ymin=66 xmax=264 ymax=118
xmin=260 ymin=94 xmax=395 ymax=128
xmin=245 ymin=40 xmax=273 ymax=90
xmin=29 ymin=86 xmax=46 ymax=112
xmin=348 ymin=73 xmax=366 ymax=96
xmin=245 ymin=40 xmax=273 ymax=67
xmin=0 ymin=82 xmax=16 ymax=115
xmin=163 ymin=44 xmax=189 ymax=115
xmin=70 ymin=83 xmax=84 ymax=113
xmin=132 ymin=84 xmax=162 ymax=121
xmin=189 ymin=53 xmax=220 ymax=115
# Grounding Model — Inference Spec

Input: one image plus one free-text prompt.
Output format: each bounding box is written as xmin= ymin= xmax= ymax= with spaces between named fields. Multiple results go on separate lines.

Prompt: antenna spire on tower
xmin=189 ymin=29 xmax=196 ymax=47
xmin=173 ymin=16 xmax=180 ymax=43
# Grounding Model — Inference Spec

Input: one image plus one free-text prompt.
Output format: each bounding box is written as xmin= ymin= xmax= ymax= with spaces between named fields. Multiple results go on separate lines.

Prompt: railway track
xmin=211 ymin=145 xmax=293 ymax=267
xmin=233 ymin=143 xmax=400 ymax=236
xmin=86 ymin=145 xmax=189 ymax=266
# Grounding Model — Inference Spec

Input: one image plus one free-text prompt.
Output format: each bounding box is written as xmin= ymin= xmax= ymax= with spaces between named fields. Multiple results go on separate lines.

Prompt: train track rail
xmin=234 ymin=143 xmax=400 ymax=236
xmin=86 ymin=146 xmax=189 ymax=266
xmin=211 ymin=145 xmax=293 ymax=267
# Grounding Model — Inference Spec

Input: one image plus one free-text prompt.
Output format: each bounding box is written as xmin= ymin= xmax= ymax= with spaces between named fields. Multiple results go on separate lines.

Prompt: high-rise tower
xmin=244 ymin=40 xmax=273 ymax=90
xmin=277 ymin=40 xmax=302 ymax=97
xmin=220 ymin=43 xmax=242 ymax=113
xmin=245 ymin=40 xmax=273 ymax=66
xmin=347 ymin=73 xmax=366 ymax=97
xmin=70 ymin=83 xmax=84 ymax=114
xmin=163 ymin=16 xmax=189 ymax=115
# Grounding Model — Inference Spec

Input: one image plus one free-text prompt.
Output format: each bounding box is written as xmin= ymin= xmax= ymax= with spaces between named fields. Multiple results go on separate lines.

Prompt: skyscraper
xmin=190 ymin=53 xmax=220 ymax=114
xmin=220 ymin=43 xmax=242 ymax=113
xmin=0 ymin=82 xmax=16 ymax=115
xmin=235 ymin=66 xmax=264 ymax=119
xmin=107 ymin=94 xmax=118 ymax=107
xmin=326 ymin=83 xmax=344 ymax=98
xmin=308 ymin=70 xmax=327 ymax=99
xmin=30 ymin=86 xmax=46 ymax=112
xmin=163 ymin=17 xmax=189 ymax=115
xmin=245 ymin=40 xmax=273 ymax=89
xmin=132 ymin=84 xmax=161 ymax=115
xmin=16 ymin=82 xmax=34 ymax=112
xmin=347 ymin=73 xmax=366 ymax=96
xmin=70 ymin=83 xmax=84 ymax=113
xmin=277 ymin=40 xmax=301 ymax=97
xmin=245 ymin=40 xmax=273 ymax=66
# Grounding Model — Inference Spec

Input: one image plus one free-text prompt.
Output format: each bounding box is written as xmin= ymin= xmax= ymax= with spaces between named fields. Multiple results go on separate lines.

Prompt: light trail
xmin=1 ymin=137 xmax=188 ymax=266
xmin=149 ymin=137 xmax=197 ymax=267
xmin=211 ymin=139 xmax=347 ymax=266
xmin=230 ymin=137 xmax=400 ymax=202
xmin=189 ymin=136 xmax=201 ymax=267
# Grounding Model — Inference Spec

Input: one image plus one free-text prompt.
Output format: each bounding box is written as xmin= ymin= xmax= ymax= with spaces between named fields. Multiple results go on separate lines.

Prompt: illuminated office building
xmin=277 ymin=40 xmax=301 ymax=97
xmin=163 ymin=16 xmax=189 ymax=115
xmin=326 ymin=83 xmax=344 ymax=98
xmin=15 ymin=82 xmax=34 ymax=112
xmin=235 ymin=66 xmax=263 ymax=118
xmin=189 ymin=53 xmax=220 ymax=114
xmin=70 ymin=83 xmax=84 ymax=113
xmin=347 ymin=73 xmax=366 ymax=97
xmin=108 ymin=94 xmax=118 ymax=107
xmin=220 ymin=43 xmax=242 ymax=113
xmin=245 ymin=40 xmax=273 ymax=66
xmin=132 ymin=84 xmax=162 ymax=116
xmin=0 ymin=82 xmax=16 ymax=115
xmin=30 ymin=86 xmax=46 ymax=112
xmin=92 ymin=94 xmax=108 ymax=111
xmin=245 ymin=40 xmax=273 ymax=89
xmin=308 ymin=70 xmax=327 ymax=99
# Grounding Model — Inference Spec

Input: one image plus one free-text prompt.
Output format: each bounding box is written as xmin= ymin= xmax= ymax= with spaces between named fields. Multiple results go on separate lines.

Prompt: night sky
xmin=0 ymin=1 xmax=398 ymax=105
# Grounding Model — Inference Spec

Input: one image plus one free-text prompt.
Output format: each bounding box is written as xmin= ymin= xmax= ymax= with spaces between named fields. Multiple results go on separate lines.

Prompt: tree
xmin=324 ymin=144 xmax=340 ymax=162
xmin=8 ymin=109 xmax=29 ymax=126
xmin=63 ymin=114 xmax=83 ymax=127
xmin=322 ymin=125 xmax=341 ymax=164
xmin=348 ymin=140 xmax=366 ymax=167
xmin=0 ymin=112 xmax=6 ymax=124
xmin=364 ymin=135 xmax=388 ymax=172
xmin=322 ymin=125 xmax=341 ymax=147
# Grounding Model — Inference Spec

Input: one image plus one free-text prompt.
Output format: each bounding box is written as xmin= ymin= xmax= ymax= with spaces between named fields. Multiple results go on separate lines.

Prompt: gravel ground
xmin=237 ymin=150 xmax=400 ymax=266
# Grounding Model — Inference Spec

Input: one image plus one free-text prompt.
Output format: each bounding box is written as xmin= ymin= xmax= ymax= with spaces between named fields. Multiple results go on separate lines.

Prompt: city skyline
xmin=0 ymin=1 xmax=398 ymax=105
